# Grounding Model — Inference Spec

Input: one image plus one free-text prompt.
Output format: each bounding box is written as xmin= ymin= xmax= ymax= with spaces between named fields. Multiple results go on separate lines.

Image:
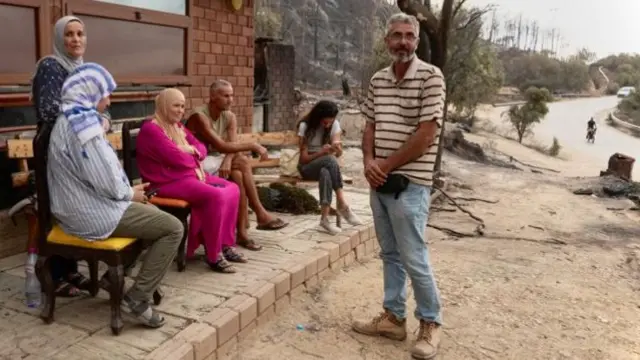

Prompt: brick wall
xmin=264 ymin=43 xmax=296 ymax=132
xmin=46 ymin=0 xmax=255 ymax=133
xmin=182 ymin=0 xmax=255 ymax=133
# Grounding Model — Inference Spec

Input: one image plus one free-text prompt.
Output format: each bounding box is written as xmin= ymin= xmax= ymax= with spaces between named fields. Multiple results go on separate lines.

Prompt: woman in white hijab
xmin=30 ymin=15 xmax=88 ymax=298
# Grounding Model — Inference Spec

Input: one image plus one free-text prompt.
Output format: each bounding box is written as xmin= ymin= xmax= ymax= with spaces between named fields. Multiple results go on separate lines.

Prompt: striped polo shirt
xmin=361 ymin=56 xmax=446 ymax=187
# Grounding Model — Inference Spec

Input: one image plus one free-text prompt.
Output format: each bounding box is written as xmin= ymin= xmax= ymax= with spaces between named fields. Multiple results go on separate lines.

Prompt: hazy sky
xmin=432 ymin=0 xmax=639 ymax=58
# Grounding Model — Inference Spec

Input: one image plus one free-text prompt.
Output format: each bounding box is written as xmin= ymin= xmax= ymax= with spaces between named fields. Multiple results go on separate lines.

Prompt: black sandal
xmin=55 ymin=281 xmax=82 ymax=297
xmin=223 ymin=246 xmax=249 ymax=263
xmin=67 ymin=272 xmax=92 ymax=292
xmin=237 ymin=238 xmax=263 ymax=251
xmin=207 ymin=258 xmax=237 ymax=273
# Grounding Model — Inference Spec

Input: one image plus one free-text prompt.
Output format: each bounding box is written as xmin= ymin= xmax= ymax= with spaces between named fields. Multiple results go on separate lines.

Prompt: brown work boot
xmin=352 ymin=310 xmax=407 ymax=341
xmin=410 ymin=320 xmax=441 ymax=359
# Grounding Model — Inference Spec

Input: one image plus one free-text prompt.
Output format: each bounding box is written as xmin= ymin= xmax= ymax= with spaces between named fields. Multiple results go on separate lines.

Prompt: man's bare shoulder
xmin=185 ymin=112 xmax=208 ymax=133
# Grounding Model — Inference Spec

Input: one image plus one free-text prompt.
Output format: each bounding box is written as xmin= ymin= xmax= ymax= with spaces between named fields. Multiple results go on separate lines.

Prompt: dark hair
xmin=297 ymin=100 xmax=339 ymax=145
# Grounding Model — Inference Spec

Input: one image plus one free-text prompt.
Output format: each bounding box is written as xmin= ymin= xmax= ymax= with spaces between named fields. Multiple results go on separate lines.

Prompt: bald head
xmin=209 ymin=79 xmax=234 ymax=111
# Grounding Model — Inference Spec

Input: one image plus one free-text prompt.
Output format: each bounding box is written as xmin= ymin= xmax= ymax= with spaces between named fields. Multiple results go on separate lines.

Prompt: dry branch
xmin=454 ymin=196 xmax=499 ymax=204
xmin=492 ymin=149 xmax=560 ymax=173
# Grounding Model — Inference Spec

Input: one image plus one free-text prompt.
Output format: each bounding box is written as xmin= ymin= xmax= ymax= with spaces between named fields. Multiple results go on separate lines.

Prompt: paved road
xmin=532 ymin=96 xmax=640 ymax=178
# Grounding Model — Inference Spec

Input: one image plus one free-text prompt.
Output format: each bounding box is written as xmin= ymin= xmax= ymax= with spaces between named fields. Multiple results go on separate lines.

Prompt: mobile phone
xmin=144 ymin=188 xmax=158 ymax=198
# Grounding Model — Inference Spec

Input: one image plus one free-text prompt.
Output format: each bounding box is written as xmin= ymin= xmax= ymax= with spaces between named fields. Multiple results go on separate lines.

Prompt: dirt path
xmin=223 ymin=116 xmax=640 ymax=360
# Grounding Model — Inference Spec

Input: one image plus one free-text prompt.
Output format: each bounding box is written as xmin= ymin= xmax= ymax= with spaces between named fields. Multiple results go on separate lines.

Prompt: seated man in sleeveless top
xmin=186 ymin=80 xmax=288 ymax=251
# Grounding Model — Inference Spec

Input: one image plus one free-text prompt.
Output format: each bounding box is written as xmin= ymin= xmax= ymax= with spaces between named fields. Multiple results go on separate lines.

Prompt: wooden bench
xmin=234 ymin=130 xmax=353 ymax=185
xmin=6 ymin=128 xmax=352 ymax=188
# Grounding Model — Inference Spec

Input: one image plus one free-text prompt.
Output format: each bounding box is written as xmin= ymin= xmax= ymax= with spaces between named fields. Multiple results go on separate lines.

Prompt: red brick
xmin=198 ymin=41 xmax=210 ymax=53
xmin=192 ymin=6 xmax=205 ymax=18
xmin=220 ymin=294 xmax=257 ymax=329
xmin=204 ymin=31 xmax=217 ymax=42
xmin=197 ymin=64 xmax=210 ymax=75
xmin=210 ymin=22 xmax=223 ymax=33
xmin=217 ymin=33 xmax=228 ymax=44
xmin=222 ymin=44 xmax=234 ymax=55
xmin=227 ymin=56 xmax=237 ymax=66
xmin=211 ymin=43 xmax=222 ymax=54
xmin=202 ymin=308 xmax=240 ymax=346
xmin=216 ymin=12 xmax=227 ymax=23
xmin=195 ymin=18 xmax=210 ymax=31
xmin=205 ymin=9 xmax=216 ymax=19
xmin=221 ymin=23 xmax=232 ymax=34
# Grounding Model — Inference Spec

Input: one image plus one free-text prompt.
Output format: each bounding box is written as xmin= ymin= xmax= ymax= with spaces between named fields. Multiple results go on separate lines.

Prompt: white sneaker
xmin=320 ymin=217 xmax=342 ymax=235
xmin=338 ymin=206 xmax=363 ymax=225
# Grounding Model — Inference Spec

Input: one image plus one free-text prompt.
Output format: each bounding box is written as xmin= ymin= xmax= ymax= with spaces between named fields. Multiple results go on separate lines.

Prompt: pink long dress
xmin=136 ymin=120 xmax=240 ymax=263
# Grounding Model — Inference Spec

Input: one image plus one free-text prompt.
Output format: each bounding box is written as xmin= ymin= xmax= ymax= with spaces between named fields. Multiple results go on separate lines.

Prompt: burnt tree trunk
xmin=397 ymin=0 xmax=455 ymax=176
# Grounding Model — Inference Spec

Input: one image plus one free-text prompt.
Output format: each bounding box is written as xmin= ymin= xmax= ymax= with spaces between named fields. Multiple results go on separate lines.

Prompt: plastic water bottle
xmin=24 ymin=253 xmax=41 ymax=308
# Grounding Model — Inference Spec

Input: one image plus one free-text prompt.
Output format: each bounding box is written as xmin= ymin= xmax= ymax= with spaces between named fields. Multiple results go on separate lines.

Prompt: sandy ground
xmin=222 ymin=108 xmax=640 ymax=360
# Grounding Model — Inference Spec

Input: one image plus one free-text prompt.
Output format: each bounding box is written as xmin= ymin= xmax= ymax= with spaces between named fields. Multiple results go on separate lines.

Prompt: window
xmin=65 ymin=0 xmax=192 ymax=85
xmin=95 ymin=0 xmax=186 ymax=15
xmin=0 ymin=0 xmax=49 ymax=86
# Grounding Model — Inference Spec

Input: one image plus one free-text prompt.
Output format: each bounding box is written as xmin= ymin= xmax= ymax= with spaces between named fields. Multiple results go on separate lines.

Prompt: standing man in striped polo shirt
xmin=352 ymin=13 xmax=445 ymax=360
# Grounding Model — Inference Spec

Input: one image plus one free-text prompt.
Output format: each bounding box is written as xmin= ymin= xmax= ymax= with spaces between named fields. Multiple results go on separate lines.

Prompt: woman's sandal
xmin=207 ymin=258 xmax=237 ymax=273
xmin=223 ymin=246 xmax=249 ymax=263
xmin=54 ymin=281 xmax=82 ymax=297
xmin=237 ymin=238 xmax=263 ymax=251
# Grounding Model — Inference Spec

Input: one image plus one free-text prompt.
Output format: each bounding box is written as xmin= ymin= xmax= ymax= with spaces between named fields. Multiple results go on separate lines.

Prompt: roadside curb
xmin=609 ymin=111 xmax=640 ymax=132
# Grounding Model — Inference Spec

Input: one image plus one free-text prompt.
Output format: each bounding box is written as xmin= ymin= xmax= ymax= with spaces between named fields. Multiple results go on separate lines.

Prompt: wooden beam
xmin=237 ymin=131 xmax=298 ymax=146
xmin=6 ymin=132 xmax=123 ymax=159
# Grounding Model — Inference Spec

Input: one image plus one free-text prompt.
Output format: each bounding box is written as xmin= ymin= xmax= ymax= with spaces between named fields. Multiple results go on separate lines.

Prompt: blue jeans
xmin=370 ymin=182 xmax=442 ymax=324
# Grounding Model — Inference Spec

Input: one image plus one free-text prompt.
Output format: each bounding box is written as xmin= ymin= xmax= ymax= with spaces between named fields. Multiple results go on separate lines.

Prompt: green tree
xmin=504 ymin=86 xmax=551 ymax=143
xmin=445 ymin=7 xmax=503 ymax=116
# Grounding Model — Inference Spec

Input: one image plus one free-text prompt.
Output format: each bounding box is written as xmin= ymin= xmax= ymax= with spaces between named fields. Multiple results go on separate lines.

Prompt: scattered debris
xmin=571 ymin=175 xmax=640 ymax=199
xmin=601 ymin=153 xmax=635 ymax=181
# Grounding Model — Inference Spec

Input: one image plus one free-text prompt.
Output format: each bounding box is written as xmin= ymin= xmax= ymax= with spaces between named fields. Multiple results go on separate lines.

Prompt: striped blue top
xmin=47 ymin=117 xmax=133 ymax=240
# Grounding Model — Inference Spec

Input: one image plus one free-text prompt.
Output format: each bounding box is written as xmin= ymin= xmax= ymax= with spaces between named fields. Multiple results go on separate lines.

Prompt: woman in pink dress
xmin=136 ymin=88 xmax=246 ymax=273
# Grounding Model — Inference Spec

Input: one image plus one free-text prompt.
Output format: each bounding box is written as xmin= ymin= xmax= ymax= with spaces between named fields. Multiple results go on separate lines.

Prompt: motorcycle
xmin=586 ymin=128 xmax=596 ymax=143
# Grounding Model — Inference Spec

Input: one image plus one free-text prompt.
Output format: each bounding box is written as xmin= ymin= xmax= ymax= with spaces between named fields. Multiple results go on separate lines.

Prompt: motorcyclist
xmin=587 ymin=117 xmax=597 ymax=139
